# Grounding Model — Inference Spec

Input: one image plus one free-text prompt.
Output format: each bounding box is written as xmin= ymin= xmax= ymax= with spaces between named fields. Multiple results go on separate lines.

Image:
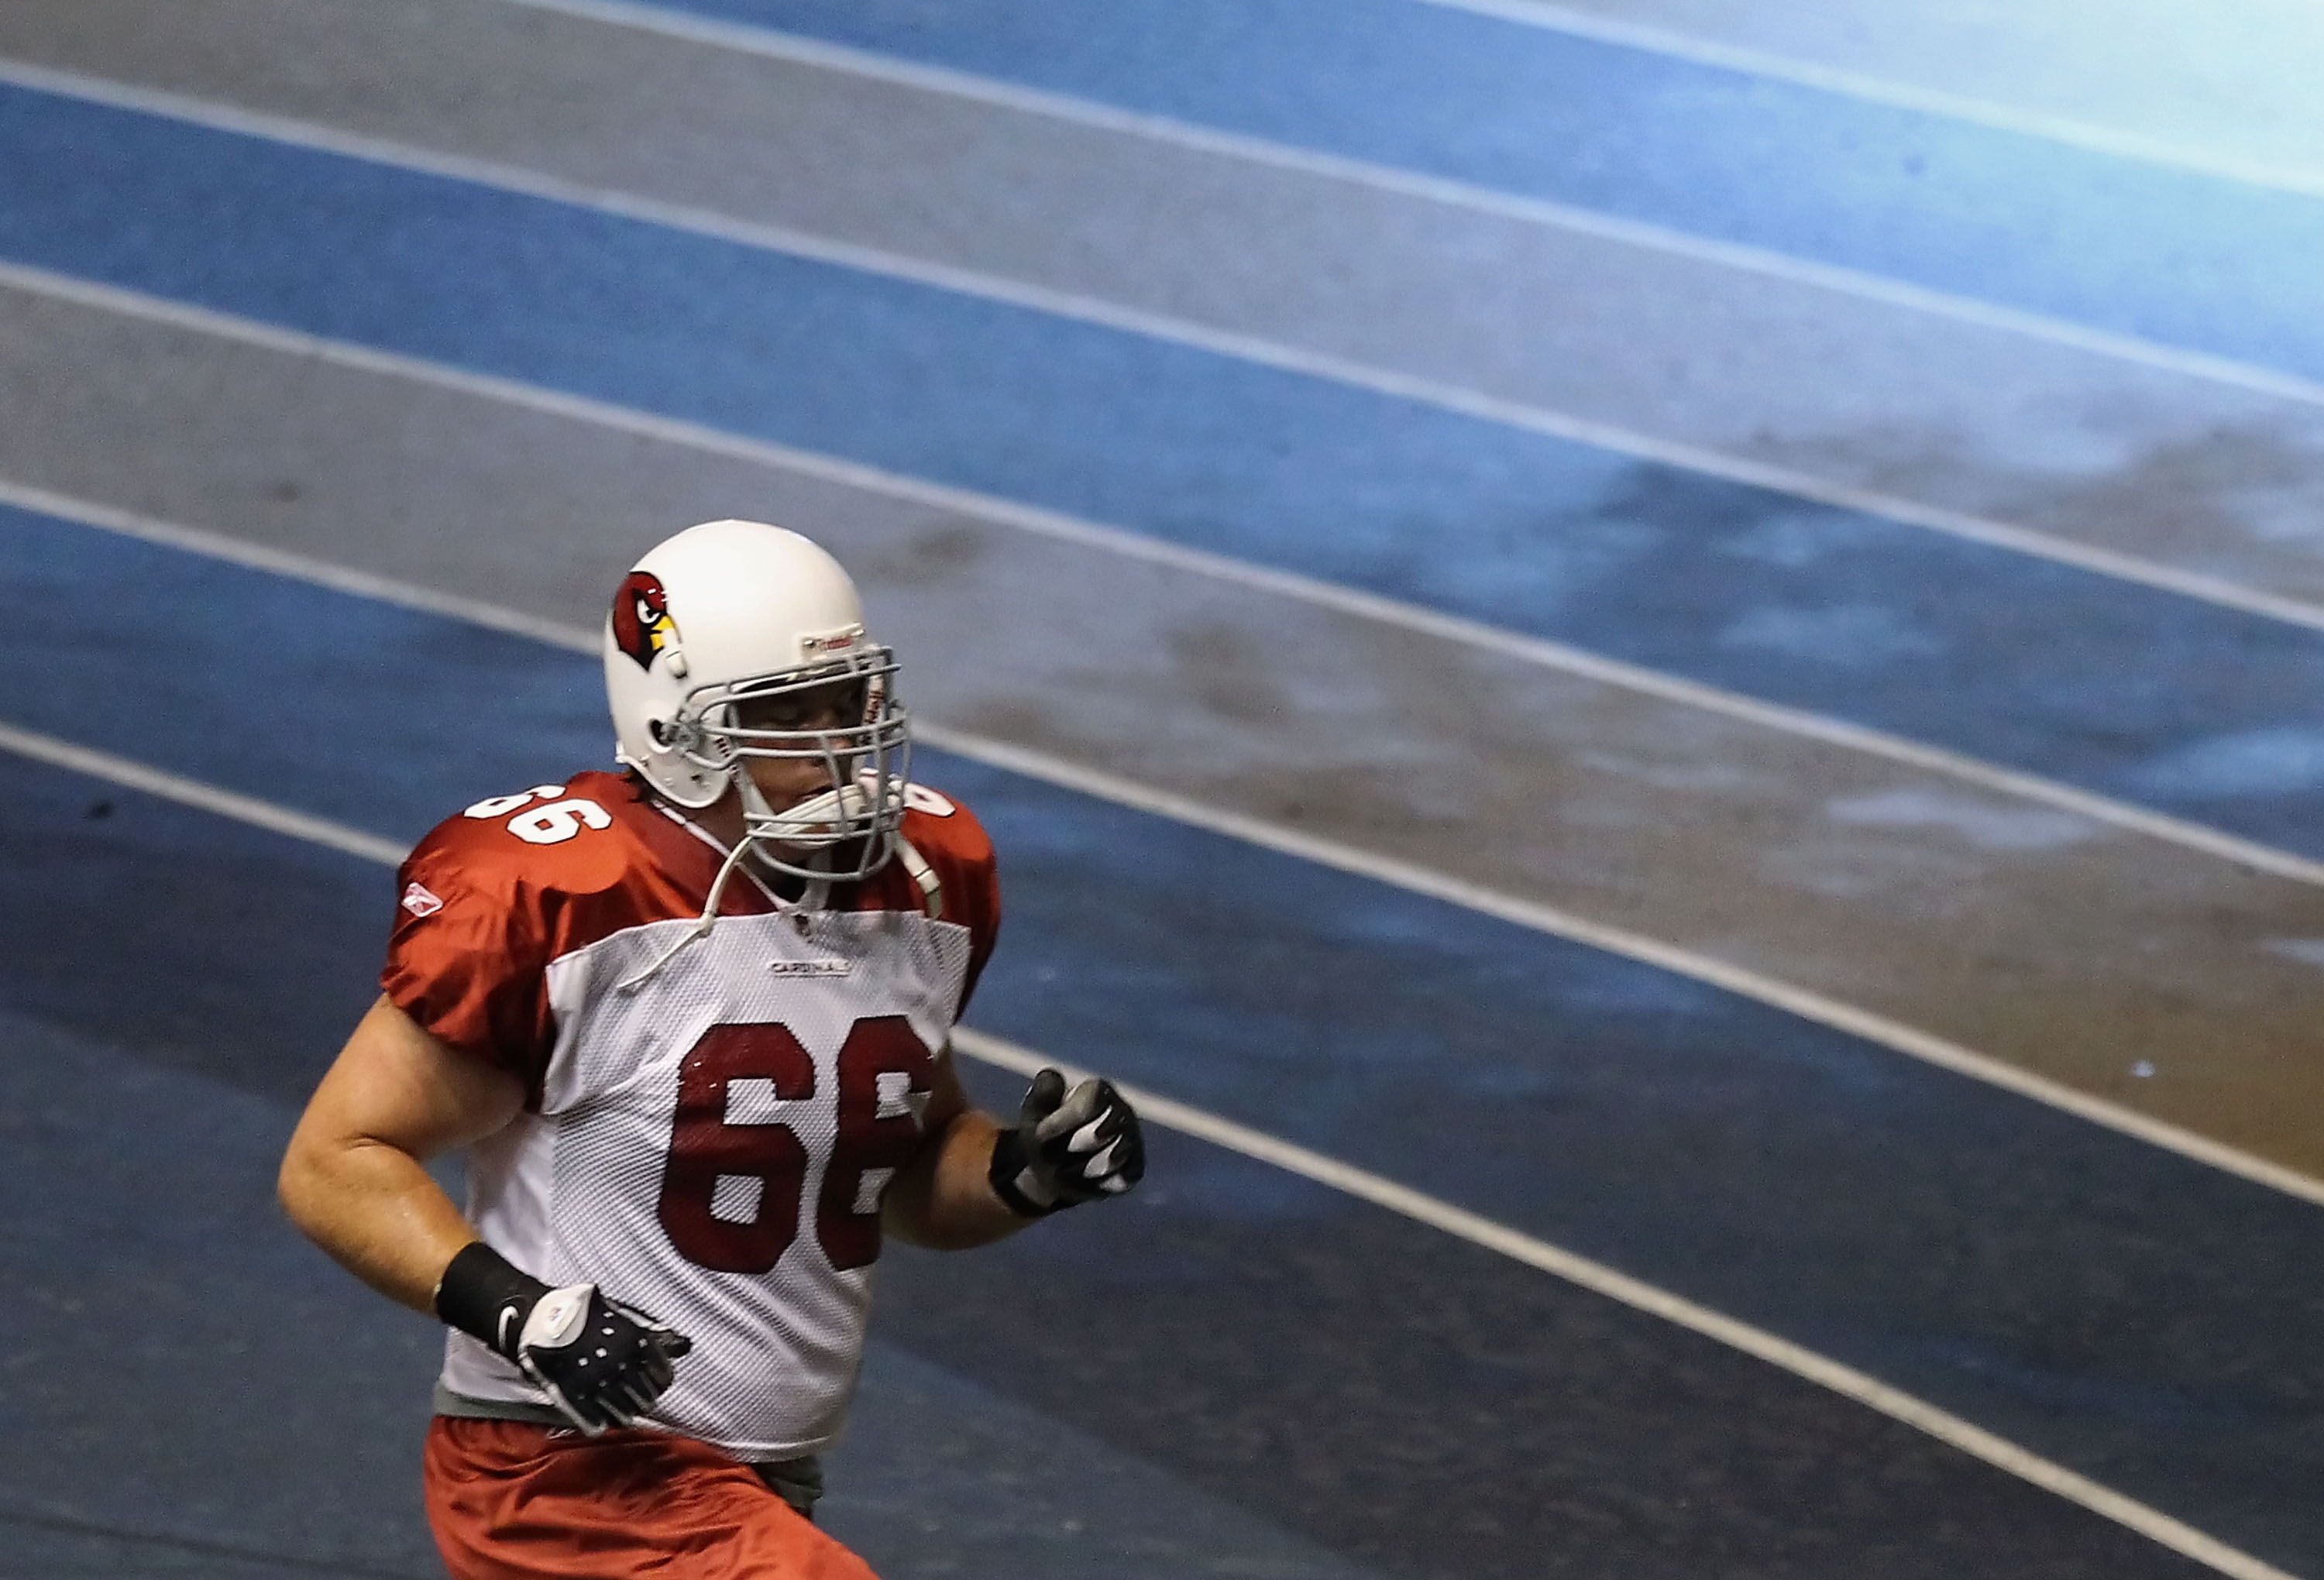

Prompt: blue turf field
xmin=3 ymin=3 xmax=2321 ymax=1576
xmin=9 ymin=87 xmax=2324 ymax=851
xmin=12 ymin=507 xmax=2324 ymax=1561
xmin=655 ymin=0 xmax=2324 ymax=376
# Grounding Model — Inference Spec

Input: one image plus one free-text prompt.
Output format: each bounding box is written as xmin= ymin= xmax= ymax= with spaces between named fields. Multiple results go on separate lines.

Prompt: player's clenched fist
xmin=511 ymin=1284 xmax=691 ymax=1435
xmin=988 ymin=1068 xmax=1146 ymax=1216
xmin=435 ymin=1242 xmax=693 ymax=1435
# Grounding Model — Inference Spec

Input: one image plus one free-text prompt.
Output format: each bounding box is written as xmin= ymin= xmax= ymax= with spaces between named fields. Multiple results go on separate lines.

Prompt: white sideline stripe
xmin=957 ymin=1024 xmax=2302 ymax=1580
xmin=10 ymin=285 xmax=2324 ymax=897
xmin=480 ymin=0 xmax=2324 ymax=410
xmin=0 ymin=722 xmax=407 ymax=867
xmin=12 ymin=476 xmax=2324 ymax=1219
xmin=0 ymin=482 xmax=600 ymax=657
xmin=921 ymin=729 xmax=2324 ymax=1217
xmin=0 ymin=720 xmax=2295 ymax=1580
xmin=1421 ymin=0 xmax=2324 ymax=201
xmin=13 ymin=58 xmax=2324 ymax=640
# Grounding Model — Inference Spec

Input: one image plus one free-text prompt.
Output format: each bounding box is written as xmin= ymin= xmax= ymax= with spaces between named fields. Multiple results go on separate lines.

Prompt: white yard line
xmin=480 ymin=0 xmax=2324 ymax=405
xmin=0 ymin=721 xmax=408 ymax=866
xmin=11 ymin=53 xmax=2324 ymax=637
xmin=926 ymin=727 xmax=2324 ymax=1218
xmin=963 ymin=1024 xmax=2308 ymax=1580
xmin=9 ymin=294 xmax=2324 ymax=897
xmin=0 ymin=719 xmax=2301 ymax=1580
xmin=1421 ymin=0 xmax=2324 ymax=200
xmin=12 ymin=476 xmax=2324 ymax=1215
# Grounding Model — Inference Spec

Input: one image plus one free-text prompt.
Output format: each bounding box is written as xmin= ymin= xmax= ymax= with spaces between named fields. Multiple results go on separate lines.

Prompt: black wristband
xmin=434 ymin=1242 xmax=553 ymax=1360
xmin=986 ymin=1129 xmax=1057 ymax=1218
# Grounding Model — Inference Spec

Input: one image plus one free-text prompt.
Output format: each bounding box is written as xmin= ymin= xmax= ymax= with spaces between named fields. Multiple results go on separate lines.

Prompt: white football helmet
xmin=604 ymin=519 xmax=910 ymax=884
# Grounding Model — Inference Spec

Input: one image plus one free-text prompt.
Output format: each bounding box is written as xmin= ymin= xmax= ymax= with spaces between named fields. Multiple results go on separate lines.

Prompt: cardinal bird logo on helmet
xmin=611 ymin=571 xmax=678 ymax=671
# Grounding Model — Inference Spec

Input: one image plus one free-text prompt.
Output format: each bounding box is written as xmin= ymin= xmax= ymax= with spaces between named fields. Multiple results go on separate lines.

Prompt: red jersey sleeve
xmin=895 ymin=788 xmax=1002 ymax=1014
xmin=380 ymin=814 xmax=560 ymax=1102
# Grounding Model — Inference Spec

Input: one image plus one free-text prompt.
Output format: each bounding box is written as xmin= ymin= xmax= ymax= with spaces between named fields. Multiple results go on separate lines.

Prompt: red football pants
xmin=424 ymin=1417 xmax=881 ymax=1580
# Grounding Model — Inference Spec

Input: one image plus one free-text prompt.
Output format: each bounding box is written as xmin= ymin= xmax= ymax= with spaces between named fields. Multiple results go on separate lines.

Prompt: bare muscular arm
xmin=277 ymin=994 xmax=525 ymax=1314
xmin=881 ymin=1051 xmax=1026 ymax=1250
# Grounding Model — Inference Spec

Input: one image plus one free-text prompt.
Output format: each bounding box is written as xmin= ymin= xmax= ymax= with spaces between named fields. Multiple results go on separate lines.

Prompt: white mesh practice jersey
xmin=381 ymin=770 xmax=999 ymax=1458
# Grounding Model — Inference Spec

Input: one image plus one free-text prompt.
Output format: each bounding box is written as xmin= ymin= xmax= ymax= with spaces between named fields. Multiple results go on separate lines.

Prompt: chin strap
xmin=895 ymin=836 xmax=943 ymax=920
xmin=615 ymin=835 xmax=755 ymax=994
xmin=741 ymin=771 xmax=868 ymax=854
xmin=617 ymin=791 xmax=936 ymax=995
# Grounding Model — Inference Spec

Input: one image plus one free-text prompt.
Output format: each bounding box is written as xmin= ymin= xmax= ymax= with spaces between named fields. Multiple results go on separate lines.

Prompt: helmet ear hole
xmin=647 ymin=718 xmax=672 ymax=749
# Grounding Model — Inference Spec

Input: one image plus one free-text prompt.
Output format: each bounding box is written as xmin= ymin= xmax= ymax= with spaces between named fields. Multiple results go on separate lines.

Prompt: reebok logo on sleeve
xmin=402 ymin=881 xmax=446 ymax=919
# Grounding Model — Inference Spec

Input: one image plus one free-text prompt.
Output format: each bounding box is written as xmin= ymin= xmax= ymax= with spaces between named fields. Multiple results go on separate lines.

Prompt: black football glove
xmin=435 ymin=1242 xmax=693 ymax=1436
xmin=988 ymin=1068 xmax=1145 ymax=1217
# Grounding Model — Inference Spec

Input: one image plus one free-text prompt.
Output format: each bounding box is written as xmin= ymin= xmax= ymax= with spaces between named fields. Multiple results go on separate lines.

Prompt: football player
xmin=278 ymin=520 xmax=1143 ymax=1578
